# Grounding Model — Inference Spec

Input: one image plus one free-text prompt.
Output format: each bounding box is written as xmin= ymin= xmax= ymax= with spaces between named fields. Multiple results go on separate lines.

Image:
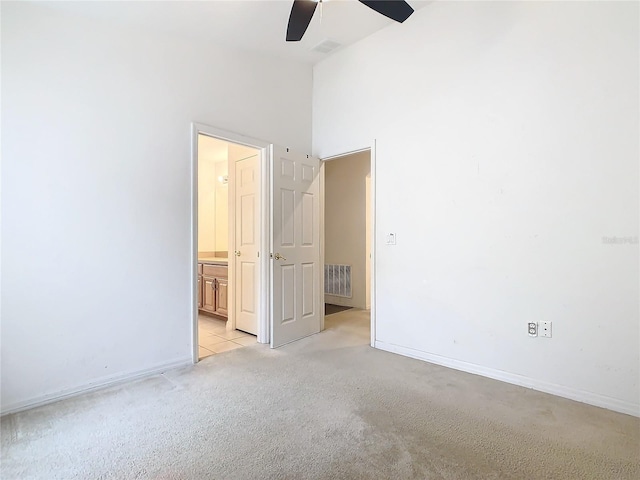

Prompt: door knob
xmin=235 ymin=251 xmax=241 ymax=257
xmin=273 ymin=253 xmax=287 ymax=261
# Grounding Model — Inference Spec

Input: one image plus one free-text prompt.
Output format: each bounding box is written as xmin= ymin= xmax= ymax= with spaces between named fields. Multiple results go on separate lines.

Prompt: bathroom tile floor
xmin=198 ymin=314 xmax=256 ymax=359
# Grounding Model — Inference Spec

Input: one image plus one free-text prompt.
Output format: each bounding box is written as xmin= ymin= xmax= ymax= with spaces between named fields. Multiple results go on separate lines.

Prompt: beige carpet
xmin=2 ymin=309 xmax=639 ymax=479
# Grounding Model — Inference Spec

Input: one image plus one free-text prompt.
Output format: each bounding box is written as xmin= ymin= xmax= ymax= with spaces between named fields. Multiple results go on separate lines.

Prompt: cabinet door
xmin=214 ymin=277 xmax=228 ymax=317
xmin=197 ymin=275 xmax=203 ymax=309
xmin=202 ymin=276 xmax=216 ymax=313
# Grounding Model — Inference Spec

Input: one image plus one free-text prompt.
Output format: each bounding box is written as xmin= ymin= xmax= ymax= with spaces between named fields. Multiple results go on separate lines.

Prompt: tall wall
xmin=1 ymin=2 xmax=312 ymax=412
xmin=324 ymin=151 xmax=371 ymax=309
xmin=313 ymin=1 xmax=639 ymax=415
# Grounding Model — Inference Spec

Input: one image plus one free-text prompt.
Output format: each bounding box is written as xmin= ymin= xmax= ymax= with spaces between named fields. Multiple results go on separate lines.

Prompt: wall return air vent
xmin=325 ymin=264 xmax=352 ymax=298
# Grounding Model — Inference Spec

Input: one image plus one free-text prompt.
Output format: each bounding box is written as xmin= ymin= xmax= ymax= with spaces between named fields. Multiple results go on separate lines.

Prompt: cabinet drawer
xmin=203 ymin=264 xmax=227 ymax=278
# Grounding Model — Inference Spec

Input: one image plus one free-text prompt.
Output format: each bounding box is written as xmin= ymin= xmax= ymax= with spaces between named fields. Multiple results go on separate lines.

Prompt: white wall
xmin=1 ymin=2 xmax=312 ymax=412
xmin=228 ymin=143 xmax=260 ymax=164
xmin=214 ymin=160 xmax=229 ymax=252
xmin=198 ymin=135 xmax=225 ymax=253
xmin=324 ymin=151 xmax=371 ymax=309
xmin=313 ymin=1 xmax=639 ymax=415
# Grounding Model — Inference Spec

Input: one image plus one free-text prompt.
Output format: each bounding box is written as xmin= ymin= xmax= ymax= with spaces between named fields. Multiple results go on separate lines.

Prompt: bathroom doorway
xmin=196 ymin=133 xmax=261 ymax=359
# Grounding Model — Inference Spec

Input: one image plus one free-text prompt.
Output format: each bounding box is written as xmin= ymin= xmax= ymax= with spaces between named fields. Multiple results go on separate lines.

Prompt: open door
xmin=270 ymin=145 xmax=321 ymax=348
xmin=234 ymin=154 xmax=260 ymax=335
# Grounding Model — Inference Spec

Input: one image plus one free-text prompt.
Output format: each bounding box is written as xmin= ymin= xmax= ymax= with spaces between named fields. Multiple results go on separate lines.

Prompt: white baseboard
xmin=374 ymin=341 xmax=640 ymax=418
xmin=1 ymin=357 xmax=193 ymax=416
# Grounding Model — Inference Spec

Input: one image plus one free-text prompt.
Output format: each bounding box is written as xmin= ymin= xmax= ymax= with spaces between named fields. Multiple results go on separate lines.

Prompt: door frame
xmin=190 ymin=123 xmax=271 ymax=363
xmin=319 ymin=141 xmax=377 ymax=347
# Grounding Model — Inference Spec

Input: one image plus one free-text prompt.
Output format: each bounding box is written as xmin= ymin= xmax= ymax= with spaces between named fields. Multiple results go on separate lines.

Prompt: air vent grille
xmin=325 ymin=264 xmax=352 ymax=298
xmin=312 ymin=39 xmax=342 ymax=54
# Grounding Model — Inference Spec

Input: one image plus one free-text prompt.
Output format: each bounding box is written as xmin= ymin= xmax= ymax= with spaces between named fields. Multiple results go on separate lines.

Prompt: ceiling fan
xmin=286 ymin=0 xmax=414 ymax=42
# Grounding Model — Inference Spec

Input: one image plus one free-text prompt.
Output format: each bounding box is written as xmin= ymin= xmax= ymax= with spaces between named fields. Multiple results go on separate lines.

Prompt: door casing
xmin=191 ymin=123 xmax=271 ymax=363
xmin=319 ymin=142 xmax=377 ymax=347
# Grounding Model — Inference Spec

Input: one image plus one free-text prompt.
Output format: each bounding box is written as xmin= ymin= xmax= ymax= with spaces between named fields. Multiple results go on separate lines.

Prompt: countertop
xmin=198 ymin=256 xmax=228 ymax=265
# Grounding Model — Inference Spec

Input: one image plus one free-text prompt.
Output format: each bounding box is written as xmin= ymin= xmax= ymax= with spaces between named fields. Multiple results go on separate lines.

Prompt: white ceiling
xmin=35 ymin=0 xmax=431 ymax=64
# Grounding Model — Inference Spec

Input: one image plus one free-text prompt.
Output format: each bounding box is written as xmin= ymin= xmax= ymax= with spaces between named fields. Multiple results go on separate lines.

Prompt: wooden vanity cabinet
xmin=202 ymin=276 xmax=216 ymax=312
xmin=198 ymin=263 xmax=228 ymax=319
xmin=213 ymin=277 xmax=228 ymax=317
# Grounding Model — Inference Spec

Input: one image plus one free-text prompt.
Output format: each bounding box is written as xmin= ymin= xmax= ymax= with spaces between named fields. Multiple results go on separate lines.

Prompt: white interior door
xmin=234 ymin=155 xmax=260 ymax=335
xmin=270 ymin=145 xmax=321 ymax=348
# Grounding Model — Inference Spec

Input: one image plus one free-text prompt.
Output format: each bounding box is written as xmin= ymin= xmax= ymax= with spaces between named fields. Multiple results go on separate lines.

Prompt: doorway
xmin=192 ymin=123 xmax=359 ymax=361
xmin=193 ymin=127 xmax=267 ymax=361
xmin=321 ymin=149 xmax=374 ymax=344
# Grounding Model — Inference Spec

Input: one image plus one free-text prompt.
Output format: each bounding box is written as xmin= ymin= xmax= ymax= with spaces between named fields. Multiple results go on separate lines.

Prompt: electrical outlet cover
xmin=528 ymin=322 xmax=537 ymax=337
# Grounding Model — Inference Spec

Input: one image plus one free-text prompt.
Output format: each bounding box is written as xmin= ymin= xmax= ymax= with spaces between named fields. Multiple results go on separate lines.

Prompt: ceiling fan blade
xmin=358 ymin=0 xmax=414 ymax=23
xmin=286 ymin=0 xmax=318 ymax=42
